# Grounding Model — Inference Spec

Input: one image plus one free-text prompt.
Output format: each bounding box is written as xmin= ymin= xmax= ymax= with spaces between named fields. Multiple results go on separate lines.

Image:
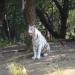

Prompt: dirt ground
xmin=0 ymin=41 xmax=75 ymax=75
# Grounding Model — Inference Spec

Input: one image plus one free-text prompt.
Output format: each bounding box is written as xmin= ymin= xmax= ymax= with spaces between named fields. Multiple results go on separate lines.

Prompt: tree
xmin=36 ymin=0 xmax=69 ymax=39
xmin=0 ymin=0 xmax=9 ymax=39
xmin=25 ymin=0 xmax=36 ymax=26
xmin=0 ymin=0 xmax=5 ymax=22
xmin=36 ymin=7 xmax=60 ymax=38
xmin=52 ymin=0 xmax=69 ymax=38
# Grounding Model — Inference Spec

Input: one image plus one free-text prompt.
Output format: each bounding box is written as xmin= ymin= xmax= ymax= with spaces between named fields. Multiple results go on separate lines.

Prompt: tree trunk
xmin=52 ymin=0 xmax=69 ymax=38
xmin=23 ymin=0 xmax=36 ymax=50
xmin=60 ymin=13 xmax=68 ymax=38
xmin=59 ymin=0 xmax=69 ymax=38
xmin=25 ymin=0 xmax=36 ymax=26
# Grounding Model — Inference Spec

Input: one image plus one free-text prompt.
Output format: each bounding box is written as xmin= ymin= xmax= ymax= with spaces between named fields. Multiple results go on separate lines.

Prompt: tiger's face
xmin=28 ymin=26 xmax=35 ymax=36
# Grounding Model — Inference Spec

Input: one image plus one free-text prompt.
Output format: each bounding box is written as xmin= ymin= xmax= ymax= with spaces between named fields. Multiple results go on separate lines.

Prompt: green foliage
xmin=7 ymin=0 xmax=25 ymax=32
xmin=36 ymin=0 xmax=61 ymax=33
xmin=5 ymin=0 xmax=27 ymax=42
xmin=66 ymin=30 xmax=75 ymax=39
xmin=66 ymin=9 xmax=75 ymax=39
xmin=69 ymin=10 xmax=75 ymax=29
xmin=69 ymin=0 xmax=75 ymax=9
xmin=35 ymin=19 xmax=49 ymax=39
xmin=1 ymin=0 xmax=75 ymax=44
xmin=0 ymin=39 xmax=16 ymax=47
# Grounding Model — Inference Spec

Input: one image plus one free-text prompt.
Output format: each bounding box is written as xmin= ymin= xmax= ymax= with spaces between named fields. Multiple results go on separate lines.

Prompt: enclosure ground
xmin=0 ymin=41 xmax=75 ymax=75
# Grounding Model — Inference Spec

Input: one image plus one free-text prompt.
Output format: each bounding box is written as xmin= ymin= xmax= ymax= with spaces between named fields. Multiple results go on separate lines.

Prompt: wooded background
xmin=0 ymin=0 xmax=75 ymax=47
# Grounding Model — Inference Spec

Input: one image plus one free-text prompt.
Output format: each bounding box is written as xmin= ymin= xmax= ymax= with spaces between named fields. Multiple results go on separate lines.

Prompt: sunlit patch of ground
xmin=45 ymin=69 xmax=75 ymax=75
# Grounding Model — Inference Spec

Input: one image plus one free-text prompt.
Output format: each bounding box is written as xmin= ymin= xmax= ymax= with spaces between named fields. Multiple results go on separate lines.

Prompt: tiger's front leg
xmin=37 ymin=44 xmax=42 ymax=60
xmin=32 ymin=47 xmax=37 ymax=60
xmin=32 ymin=40 xmax=37 ymax=60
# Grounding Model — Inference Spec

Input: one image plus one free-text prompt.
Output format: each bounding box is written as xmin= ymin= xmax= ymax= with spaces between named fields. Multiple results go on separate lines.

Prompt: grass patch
xmin=0 ymin=40 xmax=16 ymax=48
xmin=7 ymin=62 xmax=27 ymax=75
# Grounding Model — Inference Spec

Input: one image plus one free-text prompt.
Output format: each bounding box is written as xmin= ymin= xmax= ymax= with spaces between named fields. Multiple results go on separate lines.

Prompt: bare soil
xmin=0 ymin=41 xmax=75 ymax=75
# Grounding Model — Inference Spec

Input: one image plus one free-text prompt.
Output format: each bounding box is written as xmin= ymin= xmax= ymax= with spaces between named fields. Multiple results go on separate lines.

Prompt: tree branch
xmin=36 ymin=7 xmax=60 ymax=38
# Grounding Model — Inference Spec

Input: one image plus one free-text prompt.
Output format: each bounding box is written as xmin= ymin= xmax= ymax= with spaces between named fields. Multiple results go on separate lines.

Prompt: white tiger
xmin=28 ymin=25 xmax=50 ymax=60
